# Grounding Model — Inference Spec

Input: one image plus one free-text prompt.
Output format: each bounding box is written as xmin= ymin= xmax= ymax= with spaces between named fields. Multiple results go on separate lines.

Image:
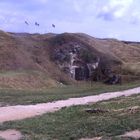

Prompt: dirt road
xmin=0 ymin=87 xmax=140 ymax=123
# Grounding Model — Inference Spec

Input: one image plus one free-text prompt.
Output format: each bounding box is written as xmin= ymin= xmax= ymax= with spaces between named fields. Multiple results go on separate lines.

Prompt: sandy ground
xmin=0 ymin=87 xmax=140 ymax=123
xmin=80 ymin=137 xmax=102 ymax=140
xmin=121 ymin=130 xmax=140 ymax=139
xmin=0 ymin=129 xmax=22 ymax=140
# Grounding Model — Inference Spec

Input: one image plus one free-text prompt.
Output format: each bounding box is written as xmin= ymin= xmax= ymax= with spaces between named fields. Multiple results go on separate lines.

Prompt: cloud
xmin=0 ymin=0 xmax=140 ymax=41
xmin=130 ymin=11 xmax=140 ymax=24
xmin=65 ymin=0 xmax=98 ymax=15
xmin=98 ymin=0 xmax=134 ymax=20
xmin=72 ymin=0 xmax=92 ymax=13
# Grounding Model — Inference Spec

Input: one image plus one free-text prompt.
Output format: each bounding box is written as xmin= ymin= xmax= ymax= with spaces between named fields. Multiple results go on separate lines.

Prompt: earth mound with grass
xmin=0 ymin=30 xmax=139 ymax=89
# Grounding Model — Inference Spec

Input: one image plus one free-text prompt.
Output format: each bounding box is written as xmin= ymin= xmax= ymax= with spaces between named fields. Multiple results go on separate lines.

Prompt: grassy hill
xmin=0 ymin=30 xmax=139 ymax=89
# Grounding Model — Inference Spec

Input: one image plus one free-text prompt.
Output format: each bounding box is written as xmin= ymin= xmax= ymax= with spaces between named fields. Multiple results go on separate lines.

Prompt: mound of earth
xmin=0 ymin=30 xmax=139 ymax=89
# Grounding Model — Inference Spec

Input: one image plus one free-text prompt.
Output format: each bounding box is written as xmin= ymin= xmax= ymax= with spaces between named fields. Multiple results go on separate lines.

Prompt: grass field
xmin=0 ymin=81 xmax=140 ymax=140
xmin=0 ymin=81 xmax=140 ymax=106
xmin=0 ymin=93 xmax=140 ymax=140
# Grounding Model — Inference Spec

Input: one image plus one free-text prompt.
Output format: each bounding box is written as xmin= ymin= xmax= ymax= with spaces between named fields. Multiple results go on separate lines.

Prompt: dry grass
xmin=0 ymin=71 xmax=59 ymax=89
xmin=122 ymin=62 xmax=140 ymax=76
xmin=0 ymin=30 xmax=140 ymax=89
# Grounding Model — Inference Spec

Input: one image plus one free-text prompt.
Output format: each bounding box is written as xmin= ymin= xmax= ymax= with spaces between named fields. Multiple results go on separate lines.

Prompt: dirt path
xmin=0 ymin=130 xmax=22 ymax=140
xmin=121 ymin=130 xmax=140 ymax=139
xmin=0 ymin=87 xmax=140 ymax=123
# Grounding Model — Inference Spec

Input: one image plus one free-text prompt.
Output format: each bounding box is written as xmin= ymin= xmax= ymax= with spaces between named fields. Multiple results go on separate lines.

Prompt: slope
xmin=0 ymin=30 xmax=139 ymax=89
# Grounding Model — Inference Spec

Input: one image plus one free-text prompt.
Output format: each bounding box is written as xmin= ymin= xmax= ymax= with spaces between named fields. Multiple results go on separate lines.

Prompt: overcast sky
xmin=0 ymin=0 xmax=140 ymax=41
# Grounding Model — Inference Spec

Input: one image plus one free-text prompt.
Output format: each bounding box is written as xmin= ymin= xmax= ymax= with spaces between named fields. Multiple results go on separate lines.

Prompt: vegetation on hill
xmin=0 ymin=30 xmax=139 ymax=89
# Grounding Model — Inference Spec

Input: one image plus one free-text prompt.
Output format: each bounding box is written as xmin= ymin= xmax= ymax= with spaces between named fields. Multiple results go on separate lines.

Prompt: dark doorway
xmin=75 ymin=67 xmax=84 ymax=80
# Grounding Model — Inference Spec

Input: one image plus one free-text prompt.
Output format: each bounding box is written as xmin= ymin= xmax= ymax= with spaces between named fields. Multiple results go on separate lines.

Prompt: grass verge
xmin=0 ymin=94 xmax=140 ymax=140
xmin=0 ymin=81 xmax=140 ymax=106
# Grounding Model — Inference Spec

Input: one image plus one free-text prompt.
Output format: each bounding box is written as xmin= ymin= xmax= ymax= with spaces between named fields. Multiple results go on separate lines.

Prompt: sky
xmin=0 ymin=0 xmax=140 ymax=41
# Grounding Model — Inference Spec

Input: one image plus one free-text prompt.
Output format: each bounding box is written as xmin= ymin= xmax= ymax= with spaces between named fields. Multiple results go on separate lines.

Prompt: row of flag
xmin=25 ymin=21 xmax=55 ymax=28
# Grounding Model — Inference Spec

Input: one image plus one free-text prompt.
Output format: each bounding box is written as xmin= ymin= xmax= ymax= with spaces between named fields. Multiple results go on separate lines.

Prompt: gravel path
xmin=0 ymin=87 xmax=140 ymax=123
xmin=0 ymin=130 xmax=22 ymax=140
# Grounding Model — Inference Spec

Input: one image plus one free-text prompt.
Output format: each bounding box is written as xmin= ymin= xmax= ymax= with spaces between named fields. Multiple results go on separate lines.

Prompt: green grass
xmin=0 ymin=94 xmax=140 ymax=140
xmin=0 ymin=81 xmax=140 ymax=106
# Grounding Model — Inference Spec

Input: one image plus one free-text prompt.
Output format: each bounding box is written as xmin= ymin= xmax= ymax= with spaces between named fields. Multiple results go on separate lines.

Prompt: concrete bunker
xmin=70 ymin=65 xmax=90 ymax=81
xmin=52 ymin=42 xmax=121 ymax=83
